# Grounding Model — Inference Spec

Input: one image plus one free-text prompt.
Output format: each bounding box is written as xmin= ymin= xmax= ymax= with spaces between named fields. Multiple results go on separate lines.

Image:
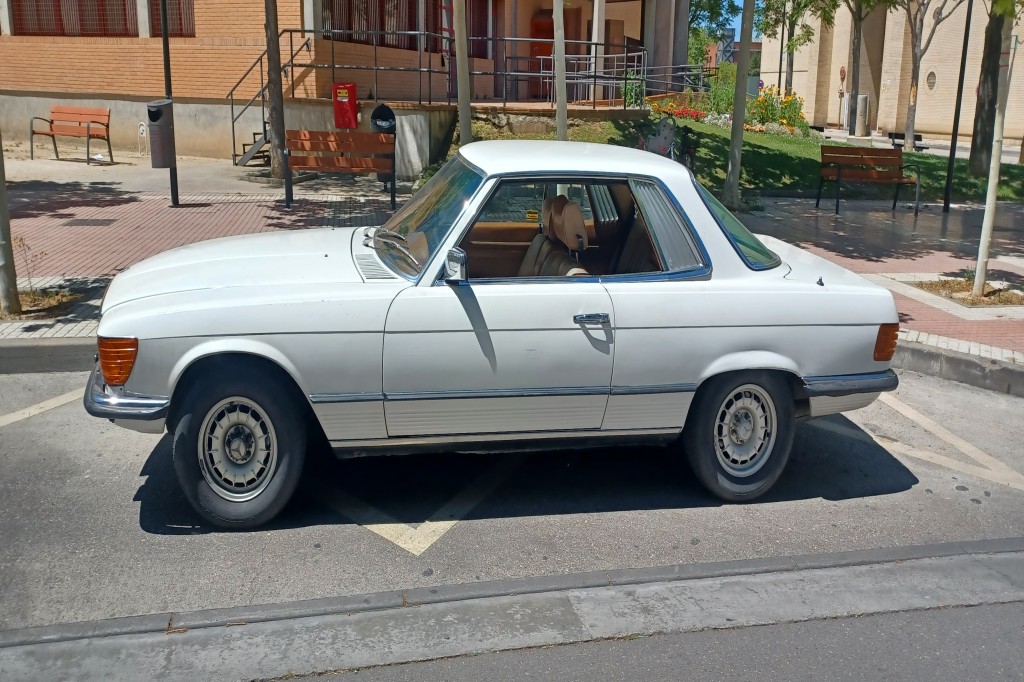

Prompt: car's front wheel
xmin=172 ymin=372 xmax=306 ymax=529
xmin=682 ymin=372 xmax=794 ymax=502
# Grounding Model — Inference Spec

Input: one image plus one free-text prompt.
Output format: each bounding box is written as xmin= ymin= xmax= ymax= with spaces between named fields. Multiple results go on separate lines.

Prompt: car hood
xmin=102 ymin=228 xmax=364 ymax=313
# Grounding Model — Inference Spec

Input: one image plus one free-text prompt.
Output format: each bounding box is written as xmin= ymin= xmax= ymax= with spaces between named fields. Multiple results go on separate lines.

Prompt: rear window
xmin=695 ymin=183 xmax=780 ymax=270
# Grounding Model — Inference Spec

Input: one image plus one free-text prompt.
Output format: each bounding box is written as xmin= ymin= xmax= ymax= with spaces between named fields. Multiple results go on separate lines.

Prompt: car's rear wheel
xmin=172 ymin=372 xmax=306 ymax=529
xmin=682 ymin=372 xmax=794 ymax=501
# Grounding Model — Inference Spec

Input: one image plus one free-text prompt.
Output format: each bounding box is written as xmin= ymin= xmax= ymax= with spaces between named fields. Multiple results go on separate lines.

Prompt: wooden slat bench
xmin=816 ymin=145 xmax=921 ymax=216
xmin=284 ymin=130 xmax=396 ymax=209
xmin=888 ymin=132 xmax=928 ymax=151
xmin=30 ymin=105 xmax=113 ymax=165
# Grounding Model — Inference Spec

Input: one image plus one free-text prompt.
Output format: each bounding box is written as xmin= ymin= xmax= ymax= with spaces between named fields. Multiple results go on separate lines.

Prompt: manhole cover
xmin=63 ymin=218 xmax=117 ymax=227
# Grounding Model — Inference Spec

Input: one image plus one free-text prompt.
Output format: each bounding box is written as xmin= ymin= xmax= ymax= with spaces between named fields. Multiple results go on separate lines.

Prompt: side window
xmin=628 ymin=180 xmax=704 ymax=273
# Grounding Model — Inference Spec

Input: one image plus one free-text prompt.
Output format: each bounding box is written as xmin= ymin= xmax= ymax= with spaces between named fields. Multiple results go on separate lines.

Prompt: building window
xmin=12 ymin=0 xmax=139 ymax=37
xmin=323 ymin=0 xmax=424 ymax=51
xmin=150 ymin=0 xmax=195 ymax=38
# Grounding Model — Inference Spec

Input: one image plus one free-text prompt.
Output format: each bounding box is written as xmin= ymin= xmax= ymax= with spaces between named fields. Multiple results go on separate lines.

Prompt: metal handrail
xmin=228 ymin=34 xmax=312 ymax=163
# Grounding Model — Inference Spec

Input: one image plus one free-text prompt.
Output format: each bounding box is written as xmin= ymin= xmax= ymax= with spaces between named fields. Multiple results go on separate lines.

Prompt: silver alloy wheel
xmin=197 ymin=396 xmax=279 ymax=502
xmin=713 ymin=383 xmax=777 ymax=478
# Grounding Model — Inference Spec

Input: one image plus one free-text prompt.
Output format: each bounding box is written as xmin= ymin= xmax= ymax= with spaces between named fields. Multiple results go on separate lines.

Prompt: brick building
xmin=0 ymin=0 xmax=659 ymax=169
xmin=759 ymin=6 xmax=1024 ymax=141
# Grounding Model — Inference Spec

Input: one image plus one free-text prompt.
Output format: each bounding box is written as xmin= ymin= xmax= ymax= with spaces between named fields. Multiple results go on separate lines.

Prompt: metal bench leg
xmin=815 ymin=176 xmax=824 ymax=208
xmin=892 ymin=183 xmax=901 ymax=211
xmin=52 ymin=135 xmax=59 ymax=159
xmin=29 ymin=124 xmax=34 ymax=160
xmin=107 ymin=137 xmax=114 ymax=164
xmin=834 ymin=171 xmax=841 ymax=215
xmin=86 ymin=136 xmax=91 ymax=166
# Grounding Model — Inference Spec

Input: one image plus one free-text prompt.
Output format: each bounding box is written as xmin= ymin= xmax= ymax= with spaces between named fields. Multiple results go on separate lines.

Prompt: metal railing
xmin=643 ymin=64 xmax=719 ymax=97
xmin=226 ymin=34 xmax=313 ymax=164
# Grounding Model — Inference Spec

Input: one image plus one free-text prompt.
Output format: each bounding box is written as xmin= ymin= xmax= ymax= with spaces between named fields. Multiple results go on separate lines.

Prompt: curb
xmin=893 ymin=340 xmax=1024 ymax=398
xmin=1 ymin=536 xmax=1021 ymax=650
xmin=0 ymin=337 xmax=95 ymax=374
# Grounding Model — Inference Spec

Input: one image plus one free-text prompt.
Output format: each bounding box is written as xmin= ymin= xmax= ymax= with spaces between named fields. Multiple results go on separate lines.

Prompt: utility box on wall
xmin=147 ymin=99 xmax=176 ymax=168
xmin=333 ymin=83 xmax=358 ymax=129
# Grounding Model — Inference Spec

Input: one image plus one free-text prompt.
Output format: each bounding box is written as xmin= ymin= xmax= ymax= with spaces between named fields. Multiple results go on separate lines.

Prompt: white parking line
xmin=0 ymin=390 xmax=81 ymax=429
xmin=316 ymin=455 xmax=525 ymax=556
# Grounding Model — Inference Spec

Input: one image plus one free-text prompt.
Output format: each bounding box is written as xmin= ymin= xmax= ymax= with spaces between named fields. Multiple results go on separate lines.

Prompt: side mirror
xmin=444 ymin=247 xmax=467 ymax=284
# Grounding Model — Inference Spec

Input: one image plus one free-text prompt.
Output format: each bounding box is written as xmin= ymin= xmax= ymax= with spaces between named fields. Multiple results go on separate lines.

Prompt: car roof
xmin=457 ymin=139 xmax=687 ymax=179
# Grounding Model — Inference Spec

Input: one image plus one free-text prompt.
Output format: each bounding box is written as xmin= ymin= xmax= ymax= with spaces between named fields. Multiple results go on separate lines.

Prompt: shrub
xmin=707 ymin=62 xmax=737 ymax=114
xmin=748 ymin=85 xmax=809 ymax=133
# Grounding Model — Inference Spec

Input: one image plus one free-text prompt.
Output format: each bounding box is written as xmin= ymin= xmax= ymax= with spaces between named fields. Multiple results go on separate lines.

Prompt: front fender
xmin=167 ymin=338 xmax=307 ymax=398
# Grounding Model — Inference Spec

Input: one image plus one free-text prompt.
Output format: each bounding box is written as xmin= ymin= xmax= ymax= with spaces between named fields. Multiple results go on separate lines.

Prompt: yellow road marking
xmin=316 ymin=455 xmax=524 ymax=556
xmin=0 ymin=390 xmax=81 ymax=429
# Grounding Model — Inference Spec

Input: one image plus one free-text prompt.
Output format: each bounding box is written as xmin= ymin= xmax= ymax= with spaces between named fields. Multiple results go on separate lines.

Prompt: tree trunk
xmin=848 ymin=14 xmax=862 ymax=136
xmin=904 ymin=45 xmax=920 ymax=152
xmin=973 ymin=19 xmax=1013 ymax=296
xmin=784 ymin=17 xmax=796 ymax=95
xmin=265 ymin=0 xmax=287 ymax=179
xmin=968 ymin=12 xmax=1004 ymax=176
xmin=553 ymin=0 xmax=568 ymax=140
xmin=723 ymin=0 xmax=755 ymax=209
xmin=454 ymin=0 xmax=473 ymax=144
xmin=0 ymin=127 xmax=21 ymax=315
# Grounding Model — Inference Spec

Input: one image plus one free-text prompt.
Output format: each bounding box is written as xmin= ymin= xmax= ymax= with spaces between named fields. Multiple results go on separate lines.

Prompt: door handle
xmin=573 ymin=313 xmax=610 ymax=325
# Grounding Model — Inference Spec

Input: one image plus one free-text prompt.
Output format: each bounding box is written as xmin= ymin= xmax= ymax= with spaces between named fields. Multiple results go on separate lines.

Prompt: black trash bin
xmin=147 ymin=99 xmax=176 ymax=169
xmin=370 ymin=104 xmax=396 ymax=188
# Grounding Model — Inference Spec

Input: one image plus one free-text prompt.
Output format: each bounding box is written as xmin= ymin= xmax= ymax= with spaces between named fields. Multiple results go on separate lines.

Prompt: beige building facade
xmin=760 ymin=6 xmax=1024 ymax=141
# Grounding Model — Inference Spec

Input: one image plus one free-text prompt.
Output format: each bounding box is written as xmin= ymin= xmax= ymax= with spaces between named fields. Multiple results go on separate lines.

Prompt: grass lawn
xmin=464 ymin=119 xmax=1024 ymax=203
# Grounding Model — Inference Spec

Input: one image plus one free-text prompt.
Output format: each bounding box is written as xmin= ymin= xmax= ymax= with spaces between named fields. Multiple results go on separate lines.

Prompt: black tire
xmin=682 ymin=372 xmax=794 ymax=502
xmin=171 ymin=371 xmax=307 ymax=529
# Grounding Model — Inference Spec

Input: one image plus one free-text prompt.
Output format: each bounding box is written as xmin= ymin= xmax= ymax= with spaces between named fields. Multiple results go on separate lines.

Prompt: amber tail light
xmin=873 ymin=323 xmax=900 ymax=361
xmin=98 ymin=337 xmax=139 ymax=386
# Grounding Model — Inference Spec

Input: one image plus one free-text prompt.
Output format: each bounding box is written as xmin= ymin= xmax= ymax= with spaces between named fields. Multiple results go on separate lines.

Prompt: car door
xmin=600 ymin=179 xmax=712 ymax=432
xmin=382 ymin=279 xmax=615 ymax=437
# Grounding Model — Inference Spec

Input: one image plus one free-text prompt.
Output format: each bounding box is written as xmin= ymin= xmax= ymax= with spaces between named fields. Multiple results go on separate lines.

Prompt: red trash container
xmin=333 ymin=83 xmax=358 ymax=129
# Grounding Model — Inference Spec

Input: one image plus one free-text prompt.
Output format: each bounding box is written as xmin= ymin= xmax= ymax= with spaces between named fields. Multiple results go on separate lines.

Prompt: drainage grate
xmin=63 ymin=218 xmax=117 ymax=227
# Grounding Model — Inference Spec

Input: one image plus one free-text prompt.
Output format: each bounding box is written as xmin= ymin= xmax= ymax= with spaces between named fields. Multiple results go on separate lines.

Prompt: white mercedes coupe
xmin=85 ymin=140 xmax=900 ymax=528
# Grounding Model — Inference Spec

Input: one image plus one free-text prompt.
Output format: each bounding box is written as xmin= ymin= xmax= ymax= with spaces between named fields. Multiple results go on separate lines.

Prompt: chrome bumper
xmin=83 ymin=364 xmax=170 ymax=421
xmin=802 ymin=369 xmax=899 ymax=398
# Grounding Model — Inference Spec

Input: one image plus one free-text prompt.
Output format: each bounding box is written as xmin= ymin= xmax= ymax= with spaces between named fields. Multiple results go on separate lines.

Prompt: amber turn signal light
xmin=873 ymin=323 xmax=899 ymax=362
xmin=98 ymin=337 xmax=139 ymax=386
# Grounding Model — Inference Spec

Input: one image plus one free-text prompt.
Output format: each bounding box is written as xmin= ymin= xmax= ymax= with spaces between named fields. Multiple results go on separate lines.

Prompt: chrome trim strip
xmin=82 ymin=365 xmax=170 ymax=421
xmin=385 ymin=386 xmax=609 ymax=401
xmin=330 ymin=427 xmax=680 ymax=449
xmin=610 ymin=383 xmax=699 ymax=396
xmin=802 ymin=370 xmax=899 ymax=398
xmin=309 ymin=392 xmax=385 ymax=404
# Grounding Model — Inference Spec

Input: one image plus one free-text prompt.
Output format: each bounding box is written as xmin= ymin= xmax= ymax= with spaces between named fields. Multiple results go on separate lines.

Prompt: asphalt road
xmin=1 ymin=368 xmax=1023 ymax=631
xmin=316 ymin=602 xmax=1024 ymax=682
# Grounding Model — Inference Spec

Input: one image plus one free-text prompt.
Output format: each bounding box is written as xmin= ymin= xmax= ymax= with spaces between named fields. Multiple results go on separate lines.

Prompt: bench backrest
xmin=285 ymin=130 xmax=394 ymax=173
xmin=820 ymin=145 xmax=903 ymax=180
xmin=49 ymin=105 xmax=110 ymax=125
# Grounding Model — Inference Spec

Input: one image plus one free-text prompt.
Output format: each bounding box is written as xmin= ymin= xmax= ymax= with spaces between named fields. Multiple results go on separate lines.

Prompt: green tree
xmin=690 ymin=0 xmax=742 ymax=36
xmin=756 ymin=0 xmax=819 ymax=94
xmin=891 ymin=0 xmax=967 ymax=151
xmin=689 ymin=27 xmax=715 ymax=66
xmin=969 ymin=0 xmax=1023 ymax=175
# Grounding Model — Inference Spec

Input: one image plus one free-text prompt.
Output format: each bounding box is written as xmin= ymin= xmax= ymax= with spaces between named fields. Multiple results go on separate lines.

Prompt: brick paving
xmin=2 ymin=184 xmax=1022 ymax=362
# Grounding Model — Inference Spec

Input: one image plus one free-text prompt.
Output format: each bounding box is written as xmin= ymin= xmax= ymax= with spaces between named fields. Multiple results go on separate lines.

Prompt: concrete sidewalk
xmin=1 ymin=156 xmax=1022 ymax=393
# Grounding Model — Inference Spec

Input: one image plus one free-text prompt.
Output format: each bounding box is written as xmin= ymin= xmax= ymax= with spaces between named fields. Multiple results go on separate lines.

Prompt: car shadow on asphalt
xmin=134 ymin=413 xmax=918 ymax=535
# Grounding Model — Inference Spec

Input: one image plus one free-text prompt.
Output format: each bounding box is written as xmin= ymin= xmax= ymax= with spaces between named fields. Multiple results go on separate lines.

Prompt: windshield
xmin=375 ymin=155 xmax=485 ymax=278
xmin=695 ymin=183 xmax=780 ymax=270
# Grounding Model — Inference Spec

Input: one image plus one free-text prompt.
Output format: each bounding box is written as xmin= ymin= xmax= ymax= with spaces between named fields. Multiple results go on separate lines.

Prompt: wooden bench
xmin=816 ymin=145 xmax=921 ymax=216
xmin=284 ymin=130 xmax=396 ymax=209
xmin=30 ymin=105 xmax=113 ymax=164
xmin=887 ymin=132 xmax=928 ymax=151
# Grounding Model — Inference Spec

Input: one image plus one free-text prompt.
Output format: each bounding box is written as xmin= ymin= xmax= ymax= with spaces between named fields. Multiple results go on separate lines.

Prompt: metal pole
xmin=943 ymin=0 xmax=973 ymax=213
xmin=454 ymin=0 xmax=473 ymax=144
xmin=159 ymin=0 xmax=179 ymax=206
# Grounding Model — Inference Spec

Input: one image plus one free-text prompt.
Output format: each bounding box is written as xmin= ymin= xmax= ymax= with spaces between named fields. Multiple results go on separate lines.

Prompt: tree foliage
xmin=690 ymin=0 xmax=742 ymax=37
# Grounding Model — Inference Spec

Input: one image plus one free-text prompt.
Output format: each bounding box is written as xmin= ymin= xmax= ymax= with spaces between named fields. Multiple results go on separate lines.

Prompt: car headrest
xmin=555 ymin=201 xmax=588 ymax=252
xmin=542 ymin=195 xmax=569 ymax=237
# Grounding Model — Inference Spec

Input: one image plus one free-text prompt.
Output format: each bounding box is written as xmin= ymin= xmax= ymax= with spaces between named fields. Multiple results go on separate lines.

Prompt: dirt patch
xmin=911 ymin=278 xmax=1024 ymax=307
xmin=0 ymin=289 xmax=83 ymax=321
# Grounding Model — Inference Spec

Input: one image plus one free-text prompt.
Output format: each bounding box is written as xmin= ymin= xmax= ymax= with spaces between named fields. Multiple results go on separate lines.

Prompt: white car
xmin=85 ymin=140 xmax=900 ymax=528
